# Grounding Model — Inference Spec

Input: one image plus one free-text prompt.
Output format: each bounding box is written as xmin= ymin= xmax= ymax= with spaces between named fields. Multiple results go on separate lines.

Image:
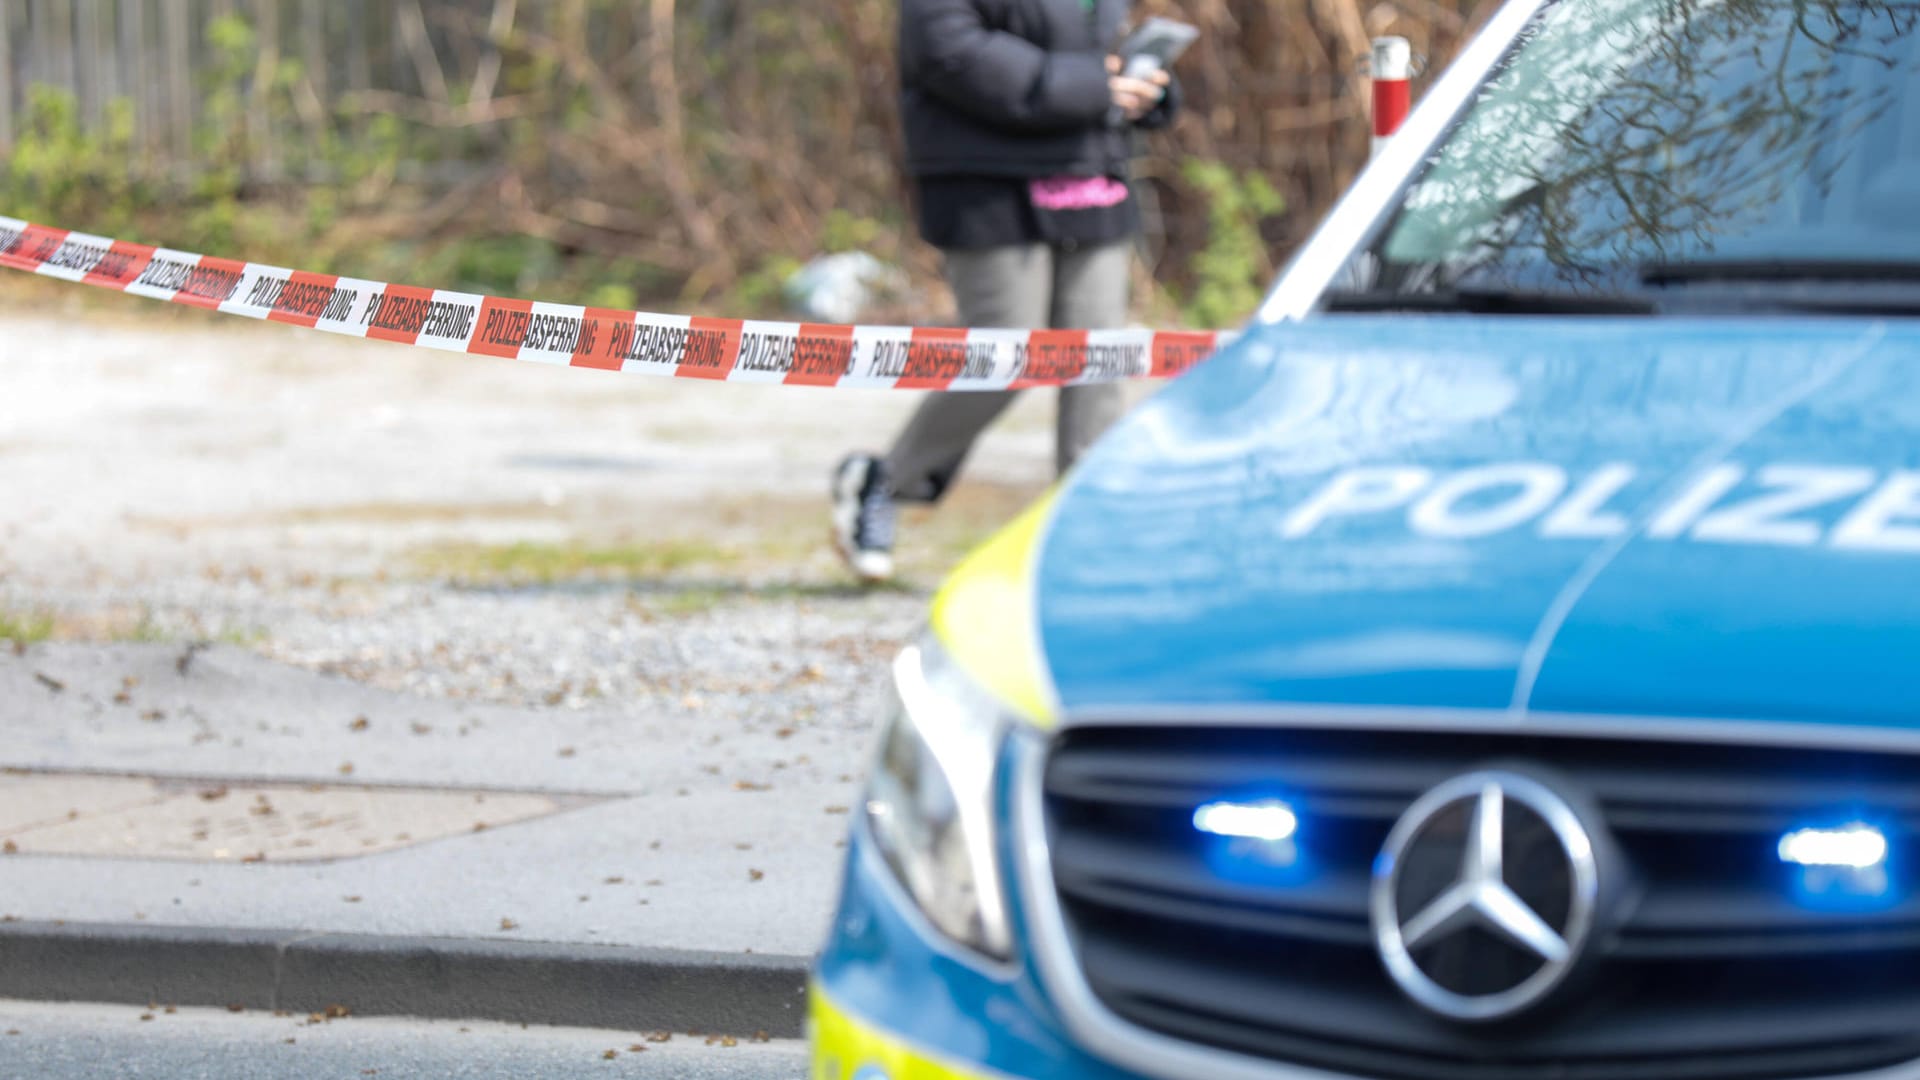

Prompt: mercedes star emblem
xmin=1370 ymin=770 xmax=1599 ymax=1022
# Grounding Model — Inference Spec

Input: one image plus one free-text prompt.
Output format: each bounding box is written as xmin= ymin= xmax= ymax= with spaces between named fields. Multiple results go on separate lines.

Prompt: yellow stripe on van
xmin=928 ymin=490 xmax=1060 ymax=728
xmin=810 ymin=982 xmax=1012 ymax=1080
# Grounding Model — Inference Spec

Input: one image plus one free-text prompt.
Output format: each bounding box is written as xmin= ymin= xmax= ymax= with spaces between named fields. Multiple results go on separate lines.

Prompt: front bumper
xmin=809 ymin=738 xmax=1144 ymax=1080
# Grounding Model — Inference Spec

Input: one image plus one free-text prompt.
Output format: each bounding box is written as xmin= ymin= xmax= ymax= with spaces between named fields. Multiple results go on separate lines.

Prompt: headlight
xmin=863 ymin=636 xmax=1012 ymax=959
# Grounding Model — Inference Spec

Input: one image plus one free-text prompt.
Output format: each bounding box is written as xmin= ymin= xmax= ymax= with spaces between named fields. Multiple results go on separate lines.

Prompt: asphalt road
xmin=0 ymin=1000 xmax=808 ymax=1080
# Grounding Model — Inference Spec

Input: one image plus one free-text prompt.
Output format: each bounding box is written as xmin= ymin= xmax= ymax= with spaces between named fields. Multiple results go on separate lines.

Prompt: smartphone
xmin=1117 ymin=17 xmax=1199 ymax=79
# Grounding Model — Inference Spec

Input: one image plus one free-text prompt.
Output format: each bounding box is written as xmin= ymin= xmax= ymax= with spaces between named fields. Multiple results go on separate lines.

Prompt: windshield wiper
xmin=1638 ymin=260 xmax=1920 ymax=315
xmin=1321 ymin=286 xmax=1656 ymax=316
xmin=1641 ymin=260 xmax=1920 ymax=286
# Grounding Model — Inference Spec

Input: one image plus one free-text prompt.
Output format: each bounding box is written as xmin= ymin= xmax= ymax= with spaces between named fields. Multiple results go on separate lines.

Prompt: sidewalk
xmin=0 ymin=641 xmax=864 ymax=1036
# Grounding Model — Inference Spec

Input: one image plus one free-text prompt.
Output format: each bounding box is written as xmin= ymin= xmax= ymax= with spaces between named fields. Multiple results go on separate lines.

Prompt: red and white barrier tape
xmin=0 ymin=214 xmax=1228 ymax=390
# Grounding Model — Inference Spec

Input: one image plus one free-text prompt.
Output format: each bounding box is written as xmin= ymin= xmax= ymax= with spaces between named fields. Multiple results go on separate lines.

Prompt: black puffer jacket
xmin=899 ymin=0 xmax=1178 ymax=179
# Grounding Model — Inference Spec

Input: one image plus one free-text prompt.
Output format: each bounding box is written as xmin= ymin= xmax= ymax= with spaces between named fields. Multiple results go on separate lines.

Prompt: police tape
xmin=0 ymin=214 xmax=1229 ymax=390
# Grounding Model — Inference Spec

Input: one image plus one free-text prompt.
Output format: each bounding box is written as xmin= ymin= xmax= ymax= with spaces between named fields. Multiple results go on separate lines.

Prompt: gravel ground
xmin=0 ymin=290 xmax=1128 ymax=715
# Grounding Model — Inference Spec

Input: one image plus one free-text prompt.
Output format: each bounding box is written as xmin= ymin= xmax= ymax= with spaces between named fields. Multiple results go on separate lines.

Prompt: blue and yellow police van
xmin=813 ymin=0 xmax=1920 ymax=1075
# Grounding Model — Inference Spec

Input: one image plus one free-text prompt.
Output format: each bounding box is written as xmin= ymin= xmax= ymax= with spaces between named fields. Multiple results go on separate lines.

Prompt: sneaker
xmin=832 ymin=453 xmax=896 ymax=582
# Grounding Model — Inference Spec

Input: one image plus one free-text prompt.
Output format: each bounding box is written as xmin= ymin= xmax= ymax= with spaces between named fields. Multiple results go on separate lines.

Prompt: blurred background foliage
xmin=0 ymin=0 xmax=1479 ymax=325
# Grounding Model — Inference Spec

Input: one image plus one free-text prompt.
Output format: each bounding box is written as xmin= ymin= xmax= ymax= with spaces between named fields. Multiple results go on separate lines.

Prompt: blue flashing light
xmin=1780 ymin=822 xmax=1897 ymax=910
xmin=1194 ymin=799 xmax=1298 ymax=842
xmin=1779 ymin=824 xmax=1888 ymax=870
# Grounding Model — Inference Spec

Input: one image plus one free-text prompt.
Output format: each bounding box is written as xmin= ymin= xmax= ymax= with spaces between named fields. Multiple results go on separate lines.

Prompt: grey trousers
xmin=887 ymin=242 xmax=1132 ymax=503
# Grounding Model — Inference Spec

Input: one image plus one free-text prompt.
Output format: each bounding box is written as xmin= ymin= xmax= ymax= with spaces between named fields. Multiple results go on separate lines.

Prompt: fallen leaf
xmin=645 ymin=1031 xmax=672 ymax=1043
xmin=349 ymin=716 xmax=370 ymax=732
xmin=627 ymin=1044 xmax=648 ymax=1052
xmin=602 ymin=1049 xmax=618 ymax=1060
xmin=227 ymin=1003 xmax=245 ymax=1013
xmin=603 ymin=876 xmax=624 ymax=885
xmin=325 ymin=1004 xmax=351 ymax=1019
xmin=141 ymin=709 xmax=166 ymax=722
xmin=198 ymin=787 xmax=229 ymax=802
xmin=342 ymin=896 xmax=362 ymax=903
xmin=410 ymin=723 xmax=432 ymax=736
xmin=558 ymin=746 xmax=577 ymax=758
xmin=1 ymin=842 xmax=15 ymax=855
xmin=139 ymin=1013 xmax=154 ymax=1022
xmin=240 ymin=852 xmax=266 ymax=863
xmin=774 ymin=727 xmax=795 ymax=739
xmin=33 ymin=673 xmax=63 ymax=693
xmin=824 ymin=805 xmax=849 ymax=814
xmin=752 ymin=1030 xmax=769 ymax=1042
xmin=112 ymin=691 xmax=132 ymax=705
xmin=338 ymin=763 xmax=354 ymax=776
xmin=499 ymin=917 xmax=519 ymax=931
xmin=731 ymin=780 xmax=769 ymax=792
xmin=748 ymin=869 xmax=764 ymax=882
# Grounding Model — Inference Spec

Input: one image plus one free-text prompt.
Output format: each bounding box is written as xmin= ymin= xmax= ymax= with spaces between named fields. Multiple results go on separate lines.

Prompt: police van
xmin=811 ymin=0 xmax=1920 ymax=1075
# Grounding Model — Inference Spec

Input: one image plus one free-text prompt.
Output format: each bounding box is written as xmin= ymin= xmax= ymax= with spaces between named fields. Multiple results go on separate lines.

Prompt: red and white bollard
xmin=1370 ymin=36 xmax=1413 ymax=156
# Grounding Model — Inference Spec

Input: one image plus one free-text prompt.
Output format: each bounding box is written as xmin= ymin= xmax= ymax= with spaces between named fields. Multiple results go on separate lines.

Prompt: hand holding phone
xmin=1108 ymin=17 xmax=1196 ymax=123
xmin=1117 ymin=17 xmax=1199 ymax=79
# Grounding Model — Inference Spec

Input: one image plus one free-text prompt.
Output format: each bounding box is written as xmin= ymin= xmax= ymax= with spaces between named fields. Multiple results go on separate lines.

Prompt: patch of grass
xmin=0 ymin=608 xmax=56 ymax=645
xmin=215 ymin=625 xmax=270 ymax=648
xmin=72 ymin=606 xmax=175 ymax=644
xmin=649 ymin=587 xmax=732 ymax=618
xmin=413 ymin=537 xmax=748 ymax=585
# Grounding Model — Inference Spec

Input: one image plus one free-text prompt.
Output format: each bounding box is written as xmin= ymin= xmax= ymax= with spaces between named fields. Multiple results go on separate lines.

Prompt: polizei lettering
xmin=361 ymin=292 xmax=475 ymax=340
xmin=133 ymin=256 xmax=198 ymax=292
xmin=679 ymin=328 xmax=732 ymax=371
xmin=523 ymin=312 xmax=583 ymax=353
xmin=90 ymin=250 xmax=140 ymax=282
xmin=792 ymin=334 xmax=854 ymax=378
xmin=1084 ymin=343 xmax=1148 ymax=380
xmin=177 ymin=264 xmax=244 ymax=303
xmin=610 ymin=323 xmax=689 ymax=366
xmin=736 ymin=331 xmax=798 ymax=373
xmin=246 ymin=277 xmax=359 ymax=321
xmin=1280 ymin=462 xmax=1920 ymax=553
xmin=869 ymin=339 xmax=996 ymax=381
xmin=44 ymin=240 xmax=109 ymax=274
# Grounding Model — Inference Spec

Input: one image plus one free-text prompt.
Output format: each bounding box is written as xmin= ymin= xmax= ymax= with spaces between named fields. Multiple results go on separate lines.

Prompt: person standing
xmin=831 ymin=0 xmax=1179 ymax=582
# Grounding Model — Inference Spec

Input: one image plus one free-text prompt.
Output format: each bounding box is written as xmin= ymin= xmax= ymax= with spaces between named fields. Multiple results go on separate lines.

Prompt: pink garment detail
xmin=1027 ymin=176 xmax=1129 ymax=211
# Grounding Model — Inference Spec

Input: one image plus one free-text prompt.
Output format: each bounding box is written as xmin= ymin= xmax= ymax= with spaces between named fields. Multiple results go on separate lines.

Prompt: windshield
xmin=1331 ymin=0 xmax=1920 ymax=303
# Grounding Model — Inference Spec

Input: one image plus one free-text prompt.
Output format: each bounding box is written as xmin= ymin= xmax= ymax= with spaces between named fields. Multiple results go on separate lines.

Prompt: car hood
xmin=1034 ymin=315 xmax=1920 ymax=731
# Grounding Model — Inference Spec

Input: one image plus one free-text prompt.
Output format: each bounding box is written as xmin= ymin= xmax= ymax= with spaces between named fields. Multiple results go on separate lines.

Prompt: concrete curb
xmin=0 ymin=921 xmax=812 ymax=1037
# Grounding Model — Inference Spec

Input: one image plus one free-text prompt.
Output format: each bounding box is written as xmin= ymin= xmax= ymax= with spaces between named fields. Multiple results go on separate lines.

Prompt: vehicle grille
xmin=1041 ymin=725 xmax=1920 ymax=1080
